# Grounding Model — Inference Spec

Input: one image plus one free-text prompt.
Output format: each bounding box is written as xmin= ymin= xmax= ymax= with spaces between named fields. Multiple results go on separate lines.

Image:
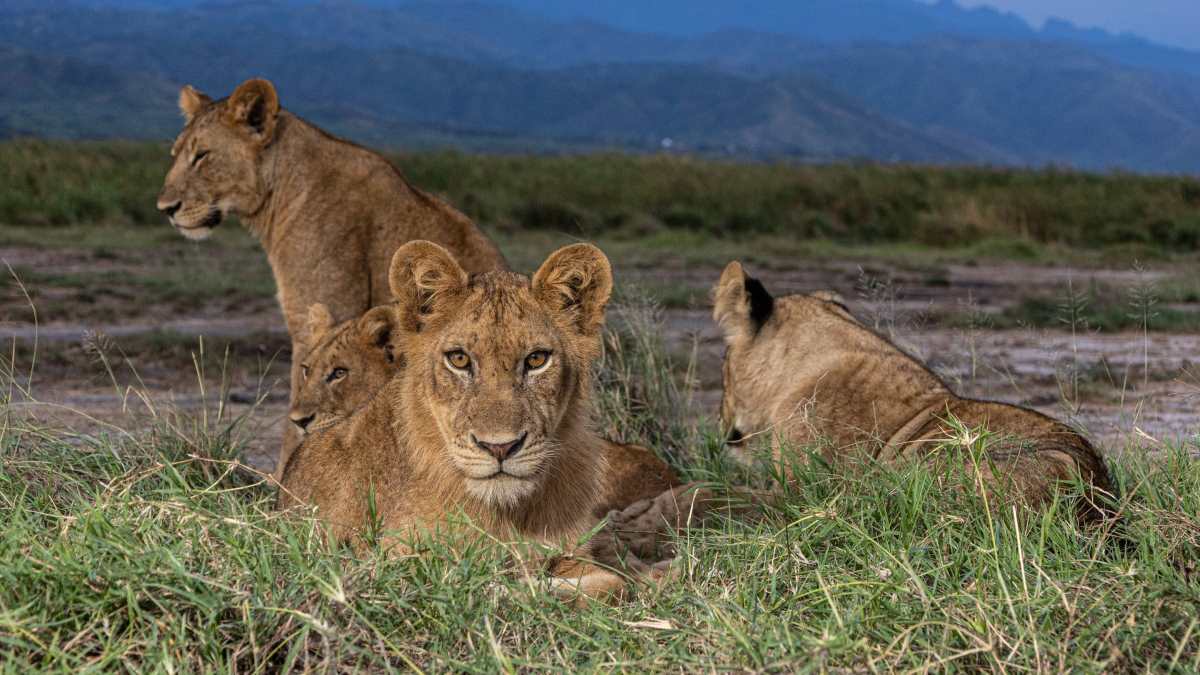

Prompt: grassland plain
xmin=1 ymin=312 xmax=1199 ymax=671
xmin=2 ymin=141 xmax=1199 ymax=669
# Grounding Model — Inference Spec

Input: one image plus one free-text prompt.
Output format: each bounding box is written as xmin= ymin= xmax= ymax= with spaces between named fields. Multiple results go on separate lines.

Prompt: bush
xmin=7 ymin=140 xmax=1200 ymax=257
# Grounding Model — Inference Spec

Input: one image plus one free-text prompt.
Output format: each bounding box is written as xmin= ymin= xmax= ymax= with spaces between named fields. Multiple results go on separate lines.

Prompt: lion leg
xmin=594 ymin=482 xmax=755 ymax=568
xmin=547 ymin=558 xmax=629 ymax=606
xmin=955 ymin=442 xmax=1114 ymax=522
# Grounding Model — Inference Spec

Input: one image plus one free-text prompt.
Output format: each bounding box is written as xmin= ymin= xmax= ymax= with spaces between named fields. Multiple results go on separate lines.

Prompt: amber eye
xmin=524 ymin=351 xmax=549 ymax=371
xmin=326 ymin=367 xmax=348 ymax=383
xmin=446 ymin=350 xmax=471 ymax=371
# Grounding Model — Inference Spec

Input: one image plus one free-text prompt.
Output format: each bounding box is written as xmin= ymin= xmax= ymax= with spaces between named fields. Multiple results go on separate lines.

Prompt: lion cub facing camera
xmin=286 ymin=301 xmax=679 ymax=519
xmin=279 ymin=240 xmax=631 ymax=599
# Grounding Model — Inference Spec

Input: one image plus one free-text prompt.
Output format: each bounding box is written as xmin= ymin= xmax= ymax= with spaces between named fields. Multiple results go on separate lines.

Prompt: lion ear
xmin=178 ymin=85 xmax=212 ymax=122
xmin=532 ymin=243 xmax=613 ymax=337
xmin=226 ymin=78 xmax=280 ymax=145
xmin=304 ymin=303 xmax=336 ymax=345
xmin=712 ymin=261 xmax=773 ymax=343
xmin=357 ymin=306 xmax=399 ymax=362
xmin=389 ymin=241 xmax=469 ymax=331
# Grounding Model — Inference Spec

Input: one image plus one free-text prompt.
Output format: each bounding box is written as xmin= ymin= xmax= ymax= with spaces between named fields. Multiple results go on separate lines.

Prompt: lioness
xmin=156 ymin=78 xmax=507 ymax=472
xmin=289 ymin=300 xmax=680 ymax=517
xmin=713 ymin=261 xmax=1114 ymax=519
xmin=279 ymin=241 xmax=636 ymax=599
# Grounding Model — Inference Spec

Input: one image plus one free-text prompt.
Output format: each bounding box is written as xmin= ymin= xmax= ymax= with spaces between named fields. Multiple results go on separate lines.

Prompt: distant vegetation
xmin=4 ymin=140 xmax=1199 ymax=254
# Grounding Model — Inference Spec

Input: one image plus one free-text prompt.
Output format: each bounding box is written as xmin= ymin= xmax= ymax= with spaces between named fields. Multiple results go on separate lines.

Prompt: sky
xmin=957 ymin=0 xmax=1200 ymax=51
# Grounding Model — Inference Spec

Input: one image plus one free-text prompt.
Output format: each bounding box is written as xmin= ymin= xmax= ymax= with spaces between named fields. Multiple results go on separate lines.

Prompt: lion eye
xmin=192 ymin=149 xmax=209 ymax=166
xmin=445 ymin=350 xmax=471 ymax=371
xmin=524 ymin=351 xmax=549 ymax=371
xmin=326 ymin=367 xmax=348 ymax=383
xmin=301 ymin=365 xmax=310 ymax=380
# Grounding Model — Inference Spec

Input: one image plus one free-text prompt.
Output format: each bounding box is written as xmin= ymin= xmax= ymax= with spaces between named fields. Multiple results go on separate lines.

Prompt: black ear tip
xmin=744 ymin=275 xmax=774 ymax=331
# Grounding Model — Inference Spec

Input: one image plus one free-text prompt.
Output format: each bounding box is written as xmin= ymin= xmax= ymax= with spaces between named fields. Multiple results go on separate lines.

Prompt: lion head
xmin=712 ymin=261 xmax=863 ymax=463
xmin=156 ymin=79 xmax=281 ymax=240
xmin=390 ymin=240 xmax=612 ymax=508
xmin=289 ymin=303 xmax=401 ymax=437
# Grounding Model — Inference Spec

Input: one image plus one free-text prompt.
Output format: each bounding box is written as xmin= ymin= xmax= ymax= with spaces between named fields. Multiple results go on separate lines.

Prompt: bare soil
xmin=3 ymin=238 xmax=1197 ymax=472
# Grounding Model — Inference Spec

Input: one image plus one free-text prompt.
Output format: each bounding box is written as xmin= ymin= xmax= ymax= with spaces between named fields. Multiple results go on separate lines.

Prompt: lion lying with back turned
xmin=286 ymin=299 xmax=679 ymax=518
xmin=279 ymin=240 xmax=652 ymax=599
xmin=712 ymin=261 xmax=1115 ymax=519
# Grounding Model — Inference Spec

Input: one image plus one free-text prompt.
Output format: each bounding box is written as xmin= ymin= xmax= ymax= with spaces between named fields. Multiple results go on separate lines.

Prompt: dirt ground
xmin=3 ymin=233 xmax=1197 ymax=472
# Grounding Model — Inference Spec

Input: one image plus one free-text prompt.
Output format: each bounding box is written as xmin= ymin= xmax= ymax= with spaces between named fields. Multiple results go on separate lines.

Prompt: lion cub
xmin=287 ymin=302 xmax=679 ymax=517
xmin=713 ymin=261 xmax=1114 ymax=519
xmin=279 ymin=241 xmax=634 ymax=599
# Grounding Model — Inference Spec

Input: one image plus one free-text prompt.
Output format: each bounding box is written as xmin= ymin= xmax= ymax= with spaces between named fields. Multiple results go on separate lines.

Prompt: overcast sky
xmin=956 ymin=0 xmax=1200 ymax=50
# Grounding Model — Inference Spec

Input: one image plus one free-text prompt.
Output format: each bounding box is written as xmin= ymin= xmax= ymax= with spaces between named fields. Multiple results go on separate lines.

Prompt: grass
xmin=2 ymin=296 xmax=1198 ymax=671
xmin=3 ymin=399 xmax=1199 ymax=670
xmin=5 ymin=140 xmax=1200 ymax=257
xmin=995 ymin=296 xmax=1200 ymax=333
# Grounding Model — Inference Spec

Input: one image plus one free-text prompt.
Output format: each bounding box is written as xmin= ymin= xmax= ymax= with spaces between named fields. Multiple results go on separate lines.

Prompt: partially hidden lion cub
xmin=156 ymin=78 xmax=507 ymax=473
xmin=279 ymin=241 xmax=639 ymax=600
xmin=713 ymin=261 xmax=1115 ymax=520
xmin=288 ymin=300 xmax=680 ymax=517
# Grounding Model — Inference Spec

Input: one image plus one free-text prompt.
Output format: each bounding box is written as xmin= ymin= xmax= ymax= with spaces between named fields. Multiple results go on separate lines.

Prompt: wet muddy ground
xmin=3 ymin=231 xmax=1197 ymax=471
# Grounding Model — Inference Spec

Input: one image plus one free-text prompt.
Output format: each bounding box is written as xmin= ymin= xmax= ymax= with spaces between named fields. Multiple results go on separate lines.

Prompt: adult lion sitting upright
xmin=156 ymin=78 xmax=506 ymax=471
xmin=279 ymin=241 xmax=633 ymax=600
xmin=713 ymin=261 xmax=1115 ymax=521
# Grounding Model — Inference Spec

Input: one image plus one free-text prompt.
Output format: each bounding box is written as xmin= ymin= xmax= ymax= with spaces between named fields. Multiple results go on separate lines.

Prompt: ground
xmin=3 ymin=224 xmax=1196 ymax=471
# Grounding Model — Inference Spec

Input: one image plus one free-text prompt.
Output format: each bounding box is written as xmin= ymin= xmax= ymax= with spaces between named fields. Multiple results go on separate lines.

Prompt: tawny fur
xmin=157 ymin=78 xmax=508 ymax=474
xmin=712 ymin=261 xmax=1115 ymax=520
xmin=278 ymin=241 xmax=633 ymax=601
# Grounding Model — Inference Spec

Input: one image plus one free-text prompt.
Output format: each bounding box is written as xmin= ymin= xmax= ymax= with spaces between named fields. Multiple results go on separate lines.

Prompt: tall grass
xmin=594 ymin=292 xmax=701 ymax=469
xmin=3 ymin=398 xmax=1198 ymax=670
xmin=5 ymin=140 xmax=1200 ymax=254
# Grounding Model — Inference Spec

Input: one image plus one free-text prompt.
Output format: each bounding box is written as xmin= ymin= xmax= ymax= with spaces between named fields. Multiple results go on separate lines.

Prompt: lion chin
xmin=175 ymin=224 xmax=215 ymax=241
xmin=464 ymin=473 xmax=538 ymax=508
xmin=172 ymin=210 xmax=223 ymax=241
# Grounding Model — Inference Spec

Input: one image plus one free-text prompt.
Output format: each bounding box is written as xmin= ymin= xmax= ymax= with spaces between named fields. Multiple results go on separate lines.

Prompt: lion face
xmin=290 ymin=304 xmax=400 ymax=437
xmin=156 ymin=80 xmax=280 ymax=240
xmin=390 ymin=241 xmax=612 ymax=509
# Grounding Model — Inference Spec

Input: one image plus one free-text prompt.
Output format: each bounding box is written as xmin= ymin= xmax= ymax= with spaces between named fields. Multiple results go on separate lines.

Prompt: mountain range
xmin=3 ymin=0 xmax=1200 ymax=172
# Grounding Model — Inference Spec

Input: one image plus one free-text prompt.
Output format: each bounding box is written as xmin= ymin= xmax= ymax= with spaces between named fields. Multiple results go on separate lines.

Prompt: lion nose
xmin=290 ymin=414 xmax=315 ymax=432
xmin=473 ymin=433 xmax=527 ymax=461
xmin=158 ymin=200 xmax=182 ymax=217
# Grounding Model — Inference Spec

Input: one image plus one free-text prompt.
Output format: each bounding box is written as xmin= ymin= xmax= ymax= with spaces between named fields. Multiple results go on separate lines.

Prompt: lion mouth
xmin=479 ymin=469 xmax=526 ymax=480
xmin=174 ymin=209 xmax=223 ymax=231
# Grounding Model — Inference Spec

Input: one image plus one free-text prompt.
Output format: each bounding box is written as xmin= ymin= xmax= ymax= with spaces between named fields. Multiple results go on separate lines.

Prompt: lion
xmin=156 ymin=78 xmax=508 ymax=474
xmin=288 ymin=303 xmax=402 ymax=439
xmin=712 ymin=261 xmax=1115 ymax=520
xmin=288 ymin=301 xmax=680 ymax=517
xmin=279 ymin=241 xmax=648 ymax=600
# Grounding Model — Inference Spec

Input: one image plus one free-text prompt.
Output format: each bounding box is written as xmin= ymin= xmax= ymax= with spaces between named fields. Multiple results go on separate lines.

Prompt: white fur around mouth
xmin=464 ymin=473 xmax=537 ymax=507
